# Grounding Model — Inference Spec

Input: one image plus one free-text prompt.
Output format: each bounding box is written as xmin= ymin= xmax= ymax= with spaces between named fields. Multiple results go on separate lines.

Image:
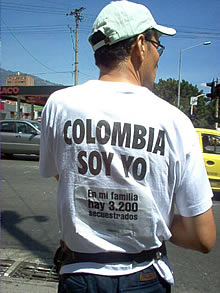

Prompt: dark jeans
xmin=58 ymin=265 xmax=171 ymax=293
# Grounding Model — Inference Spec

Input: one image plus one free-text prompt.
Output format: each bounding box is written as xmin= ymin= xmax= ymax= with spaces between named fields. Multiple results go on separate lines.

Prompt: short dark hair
xmin=91 ymin=29 xmax=157 ymax=68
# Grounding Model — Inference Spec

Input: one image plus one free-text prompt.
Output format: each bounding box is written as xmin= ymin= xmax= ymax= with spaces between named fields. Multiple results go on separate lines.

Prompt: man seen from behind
xmin=39 ymin=1 xmax=216 ymax=292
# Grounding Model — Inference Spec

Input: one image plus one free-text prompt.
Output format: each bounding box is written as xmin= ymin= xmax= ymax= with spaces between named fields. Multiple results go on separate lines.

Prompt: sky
xmin=1 ymin=0 xmax=220 ymax=94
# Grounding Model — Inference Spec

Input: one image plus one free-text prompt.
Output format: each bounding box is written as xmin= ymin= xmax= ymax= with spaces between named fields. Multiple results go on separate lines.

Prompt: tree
xmin=153 ymin=78 xmax=178 ymax=106
xmin=153 ymin=78 xmax=215 ymax=128
xmin=193 ymin=97 xmax=216 ymax=128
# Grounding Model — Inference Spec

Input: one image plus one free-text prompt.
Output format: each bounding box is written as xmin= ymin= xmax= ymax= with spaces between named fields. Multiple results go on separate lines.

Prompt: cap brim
xmin=154 ymin=24 xmax=176 ymax=36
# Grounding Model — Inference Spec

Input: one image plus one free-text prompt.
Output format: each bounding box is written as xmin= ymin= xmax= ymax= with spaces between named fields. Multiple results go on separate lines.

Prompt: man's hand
xmin=55 ymin=175 xmax=59 ymax=181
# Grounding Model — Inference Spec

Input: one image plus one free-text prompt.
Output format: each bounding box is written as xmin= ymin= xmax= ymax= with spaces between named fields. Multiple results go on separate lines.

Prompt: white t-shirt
xmin=39 ymin=80 xmax=213 ymax=284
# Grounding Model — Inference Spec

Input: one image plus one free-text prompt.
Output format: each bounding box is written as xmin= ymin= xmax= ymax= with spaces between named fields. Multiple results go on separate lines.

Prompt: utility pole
xmin=67 ymin=25 xmax=75 ymax=84
xmin=66 ymin=7 xmax=85 ymax=86
xmin=215 ymin=78 xmax=220 ymax=130
xmin=215 ymin=97 xmax=219 ymax=130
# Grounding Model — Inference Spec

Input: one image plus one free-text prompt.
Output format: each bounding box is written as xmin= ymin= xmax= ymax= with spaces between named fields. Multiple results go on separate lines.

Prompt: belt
xmin=58 ymin=241 xmax=167 ymax=266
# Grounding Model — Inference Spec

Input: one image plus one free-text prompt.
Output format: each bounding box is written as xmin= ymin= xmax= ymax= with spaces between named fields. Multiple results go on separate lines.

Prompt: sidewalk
xmin=1 ymin=278 xmax=58 ymax=293
xmin=0 ymin=248 xmax=58 ymax=293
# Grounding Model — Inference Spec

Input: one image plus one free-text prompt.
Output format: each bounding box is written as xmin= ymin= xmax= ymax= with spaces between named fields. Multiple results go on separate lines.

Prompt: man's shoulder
xmin=46 ymin=82 xmax=91 ymax=103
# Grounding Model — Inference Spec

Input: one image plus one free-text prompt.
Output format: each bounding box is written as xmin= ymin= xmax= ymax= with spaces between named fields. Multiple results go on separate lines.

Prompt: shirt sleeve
xmin=39 ymin=99 xmax=58 ymax=178
xmin=175 ymin=130 xmax=213 ymax=217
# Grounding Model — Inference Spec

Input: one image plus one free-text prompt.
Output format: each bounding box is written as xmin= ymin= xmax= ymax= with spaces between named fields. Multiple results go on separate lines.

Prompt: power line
xmin=172 ymin=24 xmax=220 ymax=33
xmin=2 ymin=18 xmax=58 ymax=73
xmin=4 ymin=0 xmax=74 ymax=7
xmin=2 ymin=1 xmax=220 ymax=35
xmin=29 ymin=71 xmax=73 ymax=75
xmin=3 ymin=2 xmax=219 ymax=40
xmin=37 ymin=0 xmax=75 ymax=7
xmin=2 ymin=23 xmax=220 ymax=41
xmin=29 ymin=70 xmax=97 ymax=79
xmin=1 ymin=5 xmax=66 ymax=15
xmin=1 ymin=24 xmax=92 ymax=34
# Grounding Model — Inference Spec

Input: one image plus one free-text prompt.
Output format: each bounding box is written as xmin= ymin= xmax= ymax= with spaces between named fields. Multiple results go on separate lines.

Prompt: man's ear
xmin=130 ymin=34 xmax=145 ymax=70
xmin=136 ymin=34 xmax=146 ymax=61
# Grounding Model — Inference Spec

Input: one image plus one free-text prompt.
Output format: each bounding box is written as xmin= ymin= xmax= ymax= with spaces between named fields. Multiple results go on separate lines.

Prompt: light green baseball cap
xmin=89 ymin=0 xmax=176 ymax=52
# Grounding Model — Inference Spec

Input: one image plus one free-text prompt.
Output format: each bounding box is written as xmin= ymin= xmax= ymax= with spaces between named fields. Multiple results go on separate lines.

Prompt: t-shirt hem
xmin=60 ymin=260 xmax=154 ymax=276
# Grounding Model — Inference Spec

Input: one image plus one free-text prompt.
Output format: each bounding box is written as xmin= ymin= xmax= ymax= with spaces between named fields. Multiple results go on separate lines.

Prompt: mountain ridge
xmin=0 ymin=68 xmax=62 ymax=86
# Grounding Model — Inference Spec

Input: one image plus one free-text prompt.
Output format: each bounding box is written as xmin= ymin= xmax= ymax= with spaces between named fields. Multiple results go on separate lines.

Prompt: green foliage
xmin=153 ymin=78 xmax=178 ymax=106
xmin=152 ymin=78 xmax=216 ymax=129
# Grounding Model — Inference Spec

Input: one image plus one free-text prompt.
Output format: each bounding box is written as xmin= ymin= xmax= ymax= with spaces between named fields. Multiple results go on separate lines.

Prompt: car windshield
xmin=30 ymin=121 xmax=41 ymax=131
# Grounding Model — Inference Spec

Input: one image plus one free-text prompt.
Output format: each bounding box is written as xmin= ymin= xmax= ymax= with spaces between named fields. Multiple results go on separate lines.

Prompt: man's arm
xmin=170 ymin=208 xmax=216 ymax=253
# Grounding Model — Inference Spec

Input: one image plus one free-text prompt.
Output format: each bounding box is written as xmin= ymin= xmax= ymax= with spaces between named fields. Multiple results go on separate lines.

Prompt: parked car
xmin=196 ymin=128 xmax=220 ymax=192
xmin=0 ymin=119 xmax=41 ymax=156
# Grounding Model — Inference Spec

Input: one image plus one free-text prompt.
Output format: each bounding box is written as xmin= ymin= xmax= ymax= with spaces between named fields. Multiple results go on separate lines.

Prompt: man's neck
xmin=98 ymin=62 xmax=141 ymax=87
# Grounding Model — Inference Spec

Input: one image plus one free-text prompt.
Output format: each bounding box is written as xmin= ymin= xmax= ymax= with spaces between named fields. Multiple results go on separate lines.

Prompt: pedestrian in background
xmin=39 ymin=1 xmax=216 ymax=292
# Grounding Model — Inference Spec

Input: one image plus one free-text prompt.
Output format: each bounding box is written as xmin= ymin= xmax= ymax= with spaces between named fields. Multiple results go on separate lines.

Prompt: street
xmin=1 ymin=155 xmax=220 ymax=292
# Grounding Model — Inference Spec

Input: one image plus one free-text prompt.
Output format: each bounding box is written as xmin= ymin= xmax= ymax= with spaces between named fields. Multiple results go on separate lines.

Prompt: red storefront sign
xmin=0 ymin=102 xmax=5 ymax=110
xmin=0 ymin=87 xmax=19 ymax=95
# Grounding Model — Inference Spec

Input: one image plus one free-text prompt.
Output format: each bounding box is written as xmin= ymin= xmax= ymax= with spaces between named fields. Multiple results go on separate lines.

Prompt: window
xmin=30 ymin=121 xmax=41 ymax=131
xmin=17 ymin=123 xmax=27 ymax=133
xmin=202 ymin=134 xmax=220 ymax=155
xmin=16 ymin=122 xmax=34 ymax=134
xmin=16 ymin=122 xmax=36 ymax=134
xmin=0 ymin=122 xmax=16 ymax=133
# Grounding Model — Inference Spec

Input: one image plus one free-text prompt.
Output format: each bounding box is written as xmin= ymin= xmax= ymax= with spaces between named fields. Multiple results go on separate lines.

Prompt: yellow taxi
xmin=196 ymin=128 xmax=220 ymax=192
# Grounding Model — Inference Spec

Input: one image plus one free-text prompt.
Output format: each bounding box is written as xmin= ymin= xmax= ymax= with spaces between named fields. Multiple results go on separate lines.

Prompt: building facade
xmin=6 ymin=72 xmax=34 ymax=86
xmin=1 ymin=73 xmax=39 ymax=120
